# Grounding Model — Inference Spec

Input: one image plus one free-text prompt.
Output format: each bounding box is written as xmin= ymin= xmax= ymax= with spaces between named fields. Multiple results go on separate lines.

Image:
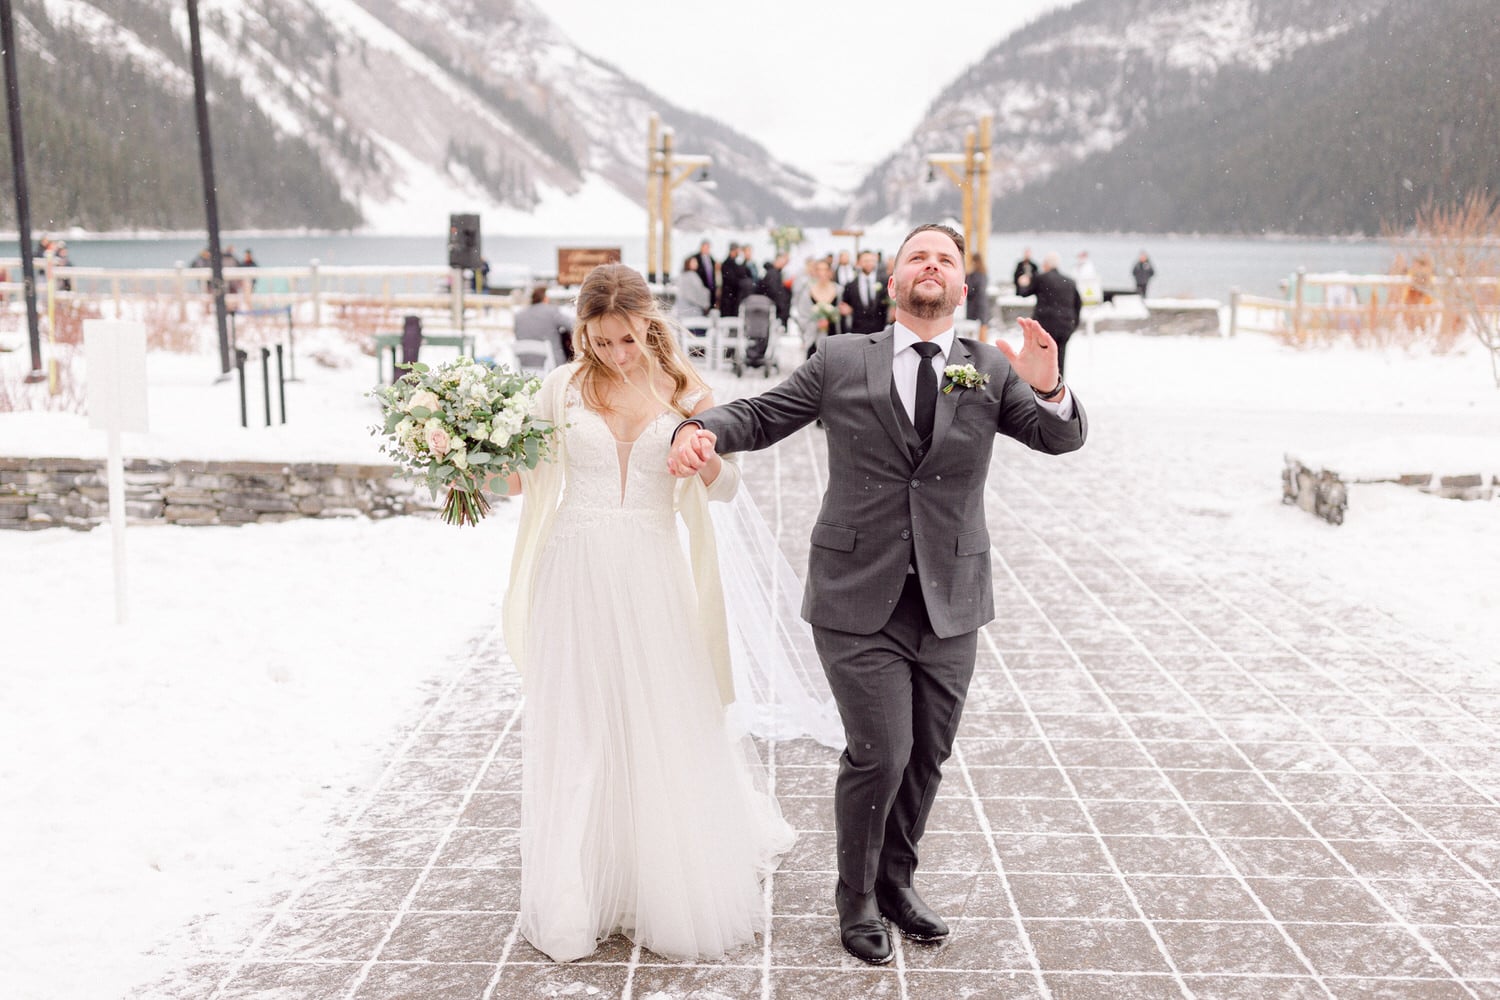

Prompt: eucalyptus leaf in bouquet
xmin=370 ymin=357 xmax=556 ymax=526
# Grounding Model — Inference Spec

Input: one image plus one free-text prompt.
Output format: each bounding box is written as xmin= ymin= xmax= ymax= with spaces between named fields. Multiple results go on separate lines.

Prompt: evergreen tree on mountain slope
xmin=0 ymin=7 xmax=361 ymax=231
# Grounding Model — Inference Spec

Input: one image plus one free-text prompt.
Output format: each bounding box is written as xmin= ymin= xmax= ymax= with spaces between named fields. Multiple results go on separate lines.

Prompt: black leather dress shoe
xmin=875 ymin=883 xmax=950 ymax=942
xmin=834 ymin=879 xmax=893 ymax=964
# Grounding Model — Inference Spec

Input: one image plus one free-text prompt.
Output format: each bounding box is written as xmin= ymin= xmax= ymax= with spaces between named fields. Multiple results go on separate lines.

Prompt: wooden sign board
xmin=557 ymin=247 xmax=622 ymax=287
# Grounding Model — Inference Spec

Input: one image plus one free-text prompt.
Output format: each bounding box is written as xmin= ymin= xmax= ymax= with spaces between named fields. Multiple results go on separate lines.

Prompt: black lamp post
xmin=187 ymin=0 xmax=232 ymax=376
xmin=0 ymin=0 xmax=43 ymax=382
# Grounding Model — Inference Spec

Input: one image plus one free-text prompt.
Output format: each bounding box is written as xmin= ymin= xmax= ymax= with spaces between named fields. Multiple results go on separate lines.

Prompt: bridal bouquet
xmin=811 ymin=302 xmax=841 ymax=333
xmin=371 ymin=357 xmax=555 ymax=526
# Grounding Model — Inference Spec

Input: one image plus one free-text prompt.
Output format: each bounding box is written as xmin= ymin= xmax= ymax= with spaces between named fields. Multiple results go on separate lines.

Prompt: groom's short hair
xmin=896 ymin=224 xmax=965 ymax=264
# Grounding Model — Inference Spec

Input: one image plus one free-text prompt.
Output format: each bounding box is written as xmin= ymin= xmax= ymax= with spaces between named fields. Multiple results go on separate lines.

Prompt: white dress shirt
xmin=891 ymin=321 xmax=1074 ymax=422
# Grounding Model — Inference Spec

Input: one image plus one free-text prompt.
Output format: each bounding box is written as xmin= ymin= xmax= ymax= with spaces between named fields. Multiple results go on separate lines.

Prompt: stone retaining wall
xmin=0 ymin=457 xmax=442 ymax=531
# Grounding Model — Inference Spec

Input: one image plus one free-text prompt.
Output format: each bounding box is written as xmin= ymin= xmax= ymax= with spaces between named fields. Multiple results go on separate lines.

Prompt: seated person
xmin=513 ymin=285 xmax=574 ymax=361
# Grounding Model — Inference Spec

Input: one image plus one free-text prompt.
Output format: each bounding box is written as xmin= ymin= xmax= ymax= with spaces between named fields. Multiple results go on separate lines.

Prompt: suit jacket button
xmin=909 ymin=478 xmax=920 ymax=489
xmin=900 ymin=529 xmax=911 ymax=540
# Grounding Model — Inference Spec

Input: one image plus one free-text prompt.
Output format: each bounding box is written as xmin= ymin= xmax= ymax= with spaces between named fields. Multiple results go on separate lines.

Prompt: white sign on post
xmin=84 ymin=320 xmax=149 ymax=625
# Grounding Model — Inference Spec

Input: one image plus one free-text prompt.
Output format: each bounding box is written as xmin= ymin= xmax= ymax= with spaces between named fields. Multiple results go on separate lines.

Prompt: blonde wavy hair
xmin=572 ymin=263 xmax=706 ymax=415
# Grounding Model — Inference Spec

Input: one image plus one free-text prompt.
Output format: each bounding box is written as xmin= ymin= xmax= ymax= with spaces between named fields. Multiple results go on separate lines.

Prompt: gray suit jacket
xmin=694 ymin=327 xmax=1087 ymax=638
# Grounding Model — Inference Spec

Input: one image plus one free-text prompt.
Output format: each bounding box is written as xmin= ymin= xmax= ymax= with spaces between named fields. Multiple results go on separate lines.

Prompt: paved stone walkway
xmin=130 ymin=384 xmax=1500 ymax=1000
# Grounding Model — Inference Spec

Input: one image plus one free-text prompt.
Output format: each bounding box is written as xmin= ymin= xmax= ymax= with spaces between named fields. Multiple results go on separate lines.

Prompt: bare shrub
xmin=1390 ymin=192 xmax=1500 ymax=379
xmin=139 ymin=297 xmax=203 ymax=353
xmin=330 ymin=301 xmax=408 ymax=354
xmin=49 ymin=300 xmax=103 ymax=346
xmin=0 ymin=348 xmax=85 ymax=414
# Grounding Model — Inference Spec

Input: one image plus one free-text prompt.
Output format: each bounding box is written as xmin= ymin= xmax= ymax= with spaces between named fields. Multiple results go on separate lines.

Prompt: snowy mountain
xmin=850 ymin=0 xmax=1397 ymax=230
xmin=992 ymin=0 xmax=1500 ymax=235
xmin=3 ymin=0 xmax=841 ymax=234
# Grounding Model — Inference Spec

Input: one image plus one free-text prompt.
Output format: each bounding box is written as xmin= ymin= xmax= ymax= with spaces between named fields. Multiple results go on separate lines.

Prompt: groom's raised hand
xmin=996 ymin=317 xmax=1062 ymax=394
xmin=668 ymin=425 xmax=717 ymax=477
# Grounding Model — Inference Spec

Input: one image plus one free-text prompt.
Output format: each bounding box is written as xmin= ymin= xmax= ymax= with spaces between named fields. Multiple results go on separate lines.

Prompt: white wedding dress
xmin=517 ymin=383 xmax=796 ymax=963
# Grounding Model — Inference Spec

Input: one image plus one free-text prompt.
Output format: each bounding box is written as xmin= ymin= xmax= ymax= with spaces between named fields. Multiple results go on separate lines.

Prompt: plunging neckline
xmin=595 ymin=406 xmax=671 ymax=446
xmin=581 ymin=406 xmax=673 ymax=503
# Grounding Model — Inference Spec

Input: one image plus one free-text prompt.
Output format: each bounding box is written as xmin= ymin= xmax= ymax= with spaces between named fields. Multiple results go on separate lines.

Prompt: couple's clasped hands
xmin=667 ymin=425 xmax=717 ymax=478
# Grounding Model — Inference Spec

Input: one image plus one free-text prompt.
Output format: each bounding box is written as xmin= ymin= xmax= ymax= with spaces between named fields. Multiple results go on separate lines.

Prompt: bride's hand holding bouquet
xmin=371 ymin=357 xmax=556 ymax=526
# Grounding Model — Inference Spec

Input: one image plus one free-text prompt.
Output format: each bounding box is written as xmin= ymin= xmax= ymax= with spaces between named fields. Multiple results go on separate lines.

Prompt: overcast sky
xmin=543 ymin=1 xmax=1075 ymax=189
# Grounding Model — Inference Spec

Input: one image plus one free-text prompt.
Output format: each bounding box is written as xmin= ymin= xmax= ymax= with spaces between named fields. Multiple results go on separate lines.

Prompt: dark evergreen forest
xmin=0 ymin=6 xmax=361 ymax=231
xmin=995 ymin=0 xmax=1499 ymax=235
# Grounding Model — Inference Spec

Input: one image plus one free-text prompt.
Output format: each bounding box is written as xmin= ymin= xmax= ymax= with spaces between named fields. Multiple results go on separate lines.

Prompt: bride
xmin=496 ymin=264 xmax=801 ymax=963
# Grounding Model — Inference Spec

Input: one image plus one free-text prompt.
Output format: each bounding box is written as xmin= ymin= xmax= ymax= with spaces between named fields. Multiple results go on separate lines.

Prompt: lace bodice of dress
xmin=554 ymin=382 xmax=702 ymax=530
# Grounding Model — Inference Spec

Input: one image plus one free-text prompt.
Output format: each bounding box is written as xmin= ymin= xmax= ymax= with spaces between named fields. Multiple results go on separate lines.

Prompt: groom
xmin=668 ymin=224 xmax=1087 ymax=964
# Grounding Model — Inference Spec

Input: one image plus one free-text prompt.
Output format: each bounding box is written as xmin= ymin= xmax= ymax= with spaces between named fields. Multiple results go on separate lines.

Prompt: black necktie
xmin=913 ymin=341 xmax=942 ymax=442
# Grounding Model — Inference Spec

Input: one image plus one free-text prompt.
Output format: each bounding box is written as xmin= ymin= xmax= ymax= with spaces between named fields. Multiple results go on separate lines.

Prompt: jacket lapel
xmin=863 ymin=329 xmax=907 ymax=457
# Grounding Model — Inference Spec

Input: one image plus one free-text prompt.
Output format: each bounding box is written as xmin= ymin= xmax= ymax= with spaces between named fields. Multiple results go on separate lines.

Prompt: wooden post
xmin=174 ymin=261 xmax=187 ymax=321
xmin=661 ymin=129 xmax=674 ymax=283
xmin=1292 ymin=267 xmax=1305 ymax=341
xmin=976 ymin=115 xmax=992 ymax=268
xmin=1229 ymin=288 xmax=1240 ymax=337
xmin=960 ymin=129 xmax=975 ymax=270
xmin=44 ymin=248 xmax=57 ymax=393
xmin=646 ymin=114 xmax=660 ymax=283
xmin=310 ymin=258 xmax=322 ymax=327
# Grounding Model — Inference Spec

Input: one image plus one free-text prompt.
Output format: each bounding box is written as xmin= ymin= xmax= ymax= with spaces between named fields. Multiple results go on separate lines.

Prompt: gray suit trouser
xmin=813 ymin=573 xmax=977 ymax=893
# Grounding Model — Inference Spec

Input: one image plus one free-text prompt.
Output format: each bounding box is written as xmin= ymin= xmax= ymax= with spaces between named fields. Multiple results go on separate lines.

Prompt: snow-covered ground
xmin=1 ymin=320 xmax=1497 ymax=1000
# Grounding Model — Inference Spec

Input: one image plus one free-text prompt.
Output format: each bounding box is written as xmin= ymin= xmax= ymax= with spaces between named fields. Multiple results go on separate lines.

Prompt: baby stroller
xmin=735 ymin=294 xmax=781 ymax=377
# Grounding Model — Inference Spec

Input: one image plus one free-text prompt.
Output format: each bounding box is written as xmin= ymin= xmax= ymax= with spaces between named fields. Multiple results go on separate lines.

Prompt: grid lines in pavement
xmin=127 ymin=408 xmax=1500 ymax=1000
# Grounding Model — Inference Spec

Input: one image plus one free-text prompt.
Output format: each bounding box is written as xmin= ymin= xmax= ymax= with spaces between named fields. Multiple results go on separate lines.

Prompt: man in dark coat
xmin=760 ymin=252 xmax=793 ymax=325
xmin=1132 ymin=251 xmax=1155 ymax=297
xmin=1013 ymin=248 xmax=1039 ymax=293
xmin=719 ymin=242 xmax=746 ymax=319
xmin=840 ymin=250 xmax=891 ymax=335
xmin=1022 ymin=252 xmax=1082 ymax=378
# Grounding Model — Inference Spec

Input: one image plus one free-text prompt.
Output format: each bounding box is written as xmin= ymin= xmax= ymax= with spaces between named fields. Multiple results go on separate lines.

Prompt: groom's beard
xmin=894 ymin=273 xmax=962 ymax=320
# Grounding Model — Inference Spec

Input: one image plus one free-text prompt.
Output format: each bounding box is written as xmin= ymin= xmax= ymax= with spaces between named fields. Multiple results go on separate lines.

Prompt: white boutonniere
xmin=942 ymin=363 xmax=989 ymax=394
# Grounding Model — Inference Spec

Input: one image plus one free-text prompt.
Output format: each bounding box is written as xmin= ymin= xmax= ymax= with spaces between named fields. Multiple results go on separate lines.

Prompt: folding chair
xmin=511 ymin=338 xmax=557 ymax=376
xmin=716 ymin=314 xmax=747 ymax=377
xmin=678 ymin=315 xmax=714 ymax=366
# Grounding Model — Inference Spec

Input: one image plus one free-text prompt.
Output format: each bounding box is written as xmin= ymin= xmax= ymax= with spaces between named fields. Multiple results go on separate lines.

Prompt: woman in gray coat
xmin=674 ymin=255 xmax=711 ymax=318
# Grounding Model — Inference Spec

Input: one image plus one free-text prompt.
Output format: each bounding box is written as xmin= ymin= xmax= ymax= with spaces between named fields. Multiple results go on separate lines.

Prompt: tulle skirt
xmin=518 ymin=514 xmax=795 ymax=962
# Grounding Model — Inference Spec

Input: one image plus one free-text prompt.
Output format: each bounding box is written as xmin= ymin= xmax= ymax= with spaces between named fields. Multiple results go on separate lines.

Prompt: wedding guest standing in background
xmin=675 ymin=255 xmax=711 ymax=319
xmin=1022 ymin=252 xmax=1082 ymax=378
xmin=965 ymin=253 xmax=991 ymax=342
xmin=1012 ymin=247 xmax=1038 ymax=293
xmin=1132 ymin=250 xmax=1155 ymax=297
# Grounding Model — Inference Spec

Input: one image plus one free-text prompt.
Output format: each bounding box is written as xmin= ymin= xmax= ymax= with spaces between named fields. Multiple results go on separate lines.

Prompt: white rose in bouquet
xmin=408 ymin=389 xmax=441 ymax=415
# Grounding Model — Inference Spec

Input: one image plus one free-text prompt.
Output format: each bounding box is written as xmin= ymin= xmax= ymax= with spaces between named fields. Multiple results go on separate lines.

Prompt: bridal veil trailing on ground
xmin=711 ymin=489 xmax=845 ymax=749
